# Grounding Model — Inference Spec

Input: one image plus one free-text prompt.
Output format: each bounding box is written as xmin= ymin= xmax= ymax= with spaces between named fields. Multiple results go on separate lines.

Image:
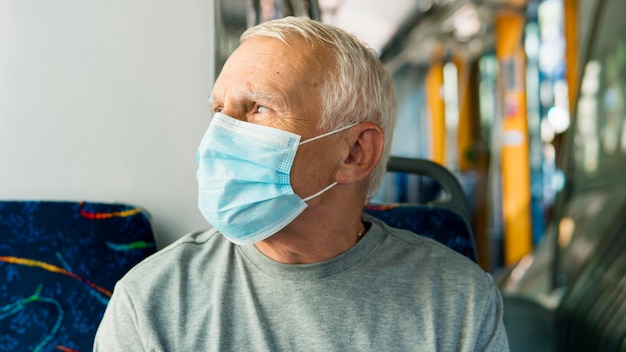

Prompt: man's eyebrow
xmin=242 ymin=87 xmax=282 ymax=107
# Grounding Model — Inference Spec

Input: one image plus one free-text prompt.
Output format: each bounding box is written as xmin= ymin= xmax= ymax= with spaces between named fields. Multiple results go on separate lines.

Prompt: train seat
xmin=0 ymin=200 xmax=157 ymax=352
xmin=365 ymin=157 xmax=478 ymax=262
xmin=364 ymin=203 xmax=477 ymax=262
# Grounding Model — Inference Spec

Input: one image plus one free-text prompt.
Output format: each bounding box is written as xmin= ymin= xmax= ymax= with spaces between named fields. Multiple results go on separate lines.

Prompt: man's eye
xmin=256 ymin=105 xmax=269 ymax=114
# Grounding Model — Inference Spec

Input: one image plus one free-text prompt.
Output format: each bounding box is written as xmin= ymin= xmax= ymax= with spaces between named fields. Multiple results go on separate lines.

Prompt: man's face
xmin=209 ymin=36 xmax=345 ymax=200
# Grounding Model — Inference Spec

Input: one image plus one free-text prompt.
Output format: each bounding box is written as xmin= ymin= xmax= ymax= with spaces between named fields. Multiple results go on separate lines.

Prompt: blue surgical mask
xmin=196 ymin=112 xmax=355 ymax=245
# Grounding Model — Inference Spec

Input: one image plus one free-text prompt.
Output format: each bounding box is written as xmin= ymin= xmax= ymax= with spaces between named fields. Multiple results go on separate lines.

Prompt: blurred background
xmin=2 ymin=0 xmax=625 ymax=349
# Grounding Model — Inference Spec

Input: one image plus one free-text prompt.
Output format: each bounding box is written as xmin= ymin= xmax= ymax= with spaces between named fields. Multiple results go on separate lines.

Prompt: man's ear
xmin=335 ymin=122 xmax=384 ymax=184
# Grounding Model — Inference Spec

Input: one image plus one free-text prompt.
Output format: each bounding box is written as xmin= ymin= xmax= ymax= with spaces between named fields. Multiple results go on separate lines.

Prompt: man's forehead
xmin=235 ymin=35 xmax=323 ymax=67
xmin=216 ymin=38 xmax=297 ymax=81
xmin=211 ymin=39 xmax=321 ymax=96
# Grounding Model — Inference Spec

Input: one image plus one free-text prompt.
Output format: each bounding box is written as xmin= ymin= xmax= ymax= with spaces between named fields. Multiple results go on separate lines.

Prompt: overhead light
xmin=547 ymin=106 xmax=570 ymax=134
xmin=443 ymin=4 xmax=482 ymax=42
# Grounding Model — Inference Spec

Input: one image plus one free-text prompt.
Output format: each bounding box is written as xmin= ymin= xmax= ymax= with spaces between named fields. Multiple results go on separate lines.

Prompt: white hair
xmin=241 ymin=16 xmax=398 ymax=199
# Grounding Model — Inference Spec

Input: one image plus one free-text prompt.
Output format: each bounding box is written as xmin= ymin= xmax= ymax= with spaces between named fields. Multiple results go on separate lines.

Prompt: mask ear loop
xmin=299 ymin=123 xmax=357 ymax=201
xmin=299 ymin=123 xmax=357 ymax=145
xmin=302 ymin=182 xmax=338 ymax=202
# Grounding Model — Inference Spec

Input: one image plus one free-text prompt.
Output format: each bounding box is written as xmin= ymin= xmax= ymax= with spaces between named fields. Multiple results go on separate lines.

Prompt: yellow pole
xmin=456 ymin=55 xmax=493 ymax=271
xmin=495 ymin=12 xmax=533 ymax=265
xmin=426 ymin=47 xmax=447 ymax=165
xmin=563 ymin=0 xmax=579 ymax=113
xmin=454 ymin=55 xmax=475 ymax=172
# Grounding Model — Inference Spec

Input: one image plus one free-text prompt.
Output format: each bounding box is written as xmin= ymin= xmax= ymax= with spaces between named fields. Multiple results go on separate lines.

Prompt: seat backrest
xmin=365 ymin=157 xmax=477 ymax=262
xmin=0 ymin=200 xmax=157 ymax=352
xmin=364 ymin=204 xmax=477 ymax=262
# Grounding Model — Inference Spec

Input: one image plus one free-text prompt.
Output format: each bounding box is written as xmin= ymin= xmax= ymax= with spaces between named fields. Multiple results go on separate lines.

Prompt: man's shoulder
xmin=119 ymin=227 xmax=230 ymax=287
xmin=373 ymin=218 xmax=492 ymax=288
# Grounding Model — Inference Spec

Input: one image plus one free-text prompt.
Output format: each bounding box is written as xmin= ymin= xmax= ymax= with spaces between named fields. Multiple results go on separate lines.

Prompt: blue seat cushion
xmin=364 ymin=204 xmax=476 ymax=262
xmin=0 ymin=201 xmax=157 ymax=352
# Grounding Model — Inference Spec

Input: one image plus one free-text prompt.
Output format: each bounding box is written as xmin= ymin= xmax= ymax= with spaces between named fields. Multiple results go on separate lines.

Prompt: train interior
xmin=2 ymin=0 xmax=626 ymax=350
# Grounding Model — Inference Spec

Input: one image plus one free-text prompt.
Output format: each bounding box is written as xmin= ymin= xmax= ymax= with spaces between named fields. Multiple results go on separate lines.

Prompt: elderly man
xmin=95 ymin=16 xmax=509 ymax=351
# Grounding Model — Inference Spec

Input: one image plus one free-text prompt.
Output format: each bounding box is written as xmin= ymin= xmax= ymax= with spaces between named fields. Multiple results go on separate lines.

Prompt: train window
xmin=570 ymin=0 xmax=626 ymax=189
xmin=555 ymin=0 xmax=626 ymax=288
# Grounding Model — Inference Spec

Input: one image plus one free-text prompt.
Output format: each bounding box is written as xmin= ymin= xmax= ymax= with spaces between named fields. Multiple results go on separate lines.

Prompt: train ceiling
xmin=214 ymin=0 xmax=531 ymax=76
xmin=318 ymin=0 xmax=530 ymax=73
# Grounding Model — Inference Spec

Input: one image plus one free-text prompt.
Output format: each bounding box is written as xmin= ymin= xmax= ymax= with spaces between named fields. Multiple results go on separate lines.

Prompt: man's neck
xmin=254 ymin=214 xmax=365 ymax=264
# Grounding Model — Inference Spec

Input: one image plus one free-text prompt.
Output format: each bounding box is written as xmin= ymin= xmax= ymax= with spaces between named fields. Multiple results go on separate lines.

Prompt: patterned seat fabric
xmin=364 ymin=204 xmax=477 ymax=262
xmin=0 ymin=201 xmax=157 ymax=352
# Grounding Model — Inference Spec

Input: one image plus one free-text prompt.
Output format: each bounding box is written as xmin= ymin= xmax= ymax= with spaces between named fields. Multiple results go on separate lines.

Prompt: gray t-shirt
xmin=94 ymin=214 xmax=509 ymax=351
